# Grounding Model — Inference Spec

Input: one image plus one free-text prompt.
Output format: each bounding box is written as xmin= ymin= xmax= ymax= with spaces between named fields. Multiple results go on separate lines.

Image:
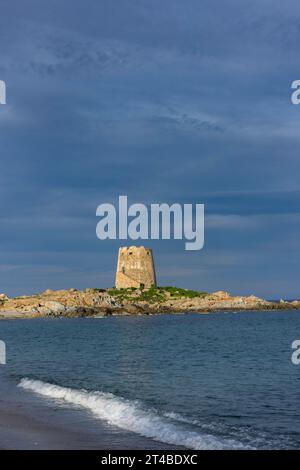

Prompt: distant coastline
xmin=1 ymin=287 xmax=300 ymax=319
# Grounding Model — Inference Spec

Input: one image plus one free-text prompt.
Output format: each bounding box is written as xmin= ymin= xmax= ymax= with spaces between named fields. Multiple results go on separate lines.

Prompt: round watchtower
xmin=115 ymin=246 xmax=156 ymax=289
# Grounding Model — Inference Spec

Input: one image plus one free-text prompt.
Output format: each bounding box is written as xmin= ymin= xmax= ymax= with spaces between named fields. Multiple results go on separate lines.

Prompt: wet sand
xmin=0 ymin=407 xmax=90 ymax=449
xmin=0 ymin=389 xmax=178 ymax=450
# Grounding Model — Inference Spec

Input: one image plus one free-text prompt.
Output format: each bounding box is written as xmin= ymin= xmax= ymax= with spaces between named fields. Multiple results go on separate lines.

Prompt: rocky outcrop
xmin=33 ymin=301 xmax=83 ymax=316
xmin=0 ymin=287 xmax=299 ymax=319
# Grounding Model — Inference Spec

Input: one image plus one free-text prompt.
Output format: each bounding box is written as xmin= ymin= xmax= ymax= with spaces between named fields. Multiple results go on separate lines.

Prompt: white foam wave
xmin=18 ymin=378 xmax=246 ymax=450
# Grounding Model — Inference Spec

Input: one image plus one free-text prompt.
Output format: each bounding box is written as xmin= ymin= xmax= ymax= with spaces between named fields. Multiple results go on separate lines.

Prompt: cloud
xmin=0 ymin=1 xmax=300 ymax=297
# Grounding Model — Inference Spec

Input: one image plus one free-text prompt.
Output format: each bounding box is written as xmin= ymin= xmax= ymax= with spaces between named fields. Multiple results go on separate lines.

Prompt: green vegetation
xmin=107 ymin=286 xmax=207 ymax=304
xmin=107 ymin=287 xmax=137 ymax=297
xmin=159 ymin=286 xmax=207 ymax=299
xmin=135 ymin=286 xmax=165 ymax=303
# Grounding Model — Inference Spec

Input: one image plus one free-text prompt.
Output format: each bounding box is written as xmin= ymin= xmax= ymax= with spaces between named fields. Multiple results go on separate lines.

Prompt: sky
xmin=0 ymin=0 xmax=300 ymax=298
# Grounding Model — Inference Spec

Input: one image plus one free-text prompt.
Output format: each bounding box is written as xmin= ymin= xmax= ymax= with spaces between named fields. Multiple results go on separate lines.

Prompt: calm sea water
xmin=0 ymin=311 xmax=300 ymax=449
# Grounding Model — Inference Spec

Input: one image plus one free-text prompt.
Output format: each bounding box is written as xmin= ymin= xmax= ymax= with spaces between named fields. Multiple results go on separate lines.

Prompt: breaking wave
xmin=18 ymin=378 xmax=249 ymax=450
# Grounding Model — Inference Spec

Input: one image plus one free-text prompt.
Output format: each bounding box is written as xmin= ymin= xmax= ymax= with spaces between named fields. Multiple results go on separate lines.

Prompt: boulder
xmin=210 ymin=291 xmax=231 ymax=300
xmin=37 ymin=301 xmax=66 ymax=315
xmin=0 ymin=294 xmax=9 ymax=301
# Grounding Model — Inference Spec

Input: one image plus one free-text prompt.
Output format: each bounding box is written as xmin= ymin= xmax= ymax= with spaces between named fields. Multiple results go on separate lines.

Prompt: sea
xmin=0 ymin=311 xmax=300 ymax=449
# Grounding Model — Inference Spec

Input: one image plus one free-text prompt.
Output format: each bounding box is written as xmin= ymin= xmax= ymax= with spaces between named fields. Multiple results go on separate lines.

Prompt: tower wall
xmin=115 ymin=246 xmax=156 ymax=289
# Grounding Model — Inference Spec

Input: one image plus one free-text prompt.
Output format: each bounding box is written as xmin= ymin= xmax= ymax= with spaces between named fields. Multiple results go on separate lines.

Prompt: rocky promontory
xmin=0 ymin=286 xmax=299 ymax=319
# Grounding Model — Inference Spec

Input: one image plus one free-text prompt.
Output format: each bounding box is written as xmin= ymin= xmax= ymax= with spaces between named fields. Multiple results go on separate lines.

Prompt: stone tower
xmin=115 ymin=246 xmax=157 ymax=289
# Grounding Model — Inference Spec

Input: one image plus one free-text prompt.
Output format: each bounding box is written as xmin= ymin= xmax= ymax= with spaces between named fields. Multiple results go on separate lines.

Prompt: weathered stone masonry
xmin=115 ymin=246 xmax=157 ymax=289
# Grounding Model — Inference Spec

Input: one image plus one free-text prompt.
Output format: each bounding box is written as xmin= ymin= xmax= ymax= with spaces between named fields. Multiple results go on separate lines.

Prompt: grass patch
xmin=107 ymin=287 xmax=137 ymax=297
xmin=107 ymin=286 xmax=207 ymax=303
xmin=136 ymin=286 xmax=165 ymax=303
xmin=159 ymin=286 xmax=207 ymax=299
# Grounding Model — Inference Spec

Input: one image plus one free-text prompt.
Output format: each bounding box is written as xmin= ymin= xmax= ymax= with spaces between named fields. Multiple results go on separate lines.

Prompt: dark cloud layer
xmin=0 ymin=1 xmax=300 ymax=297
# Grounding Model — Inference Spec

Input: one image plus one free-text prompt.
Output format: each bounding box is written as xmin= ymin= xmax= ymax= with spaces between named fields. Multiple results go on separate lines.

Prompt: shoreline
xmin=0 ymin=378 xmax=181 ymax=450
xmin=0 ymin=306 xmax=299 ymax=320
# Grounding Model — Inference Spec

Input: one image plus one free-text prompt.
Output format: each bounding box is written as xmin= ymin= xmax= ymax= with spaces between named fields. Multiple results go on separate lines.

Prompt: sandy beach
xmin=0 ymin=406 xmax=87 ymax=450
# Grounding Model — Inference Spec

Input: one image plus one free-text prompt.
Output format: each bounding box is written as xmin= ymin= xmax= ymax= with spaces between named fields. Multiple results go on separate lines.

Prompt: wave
xmin=18 ymin=378 xmax=249 ymax=450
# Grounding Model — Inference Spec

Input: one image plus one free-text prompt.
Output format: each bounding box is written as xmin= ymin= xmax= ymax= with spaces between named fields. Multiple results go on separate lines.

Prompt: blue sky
xmin=0 ymin=0 xmax=300 ymax=298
